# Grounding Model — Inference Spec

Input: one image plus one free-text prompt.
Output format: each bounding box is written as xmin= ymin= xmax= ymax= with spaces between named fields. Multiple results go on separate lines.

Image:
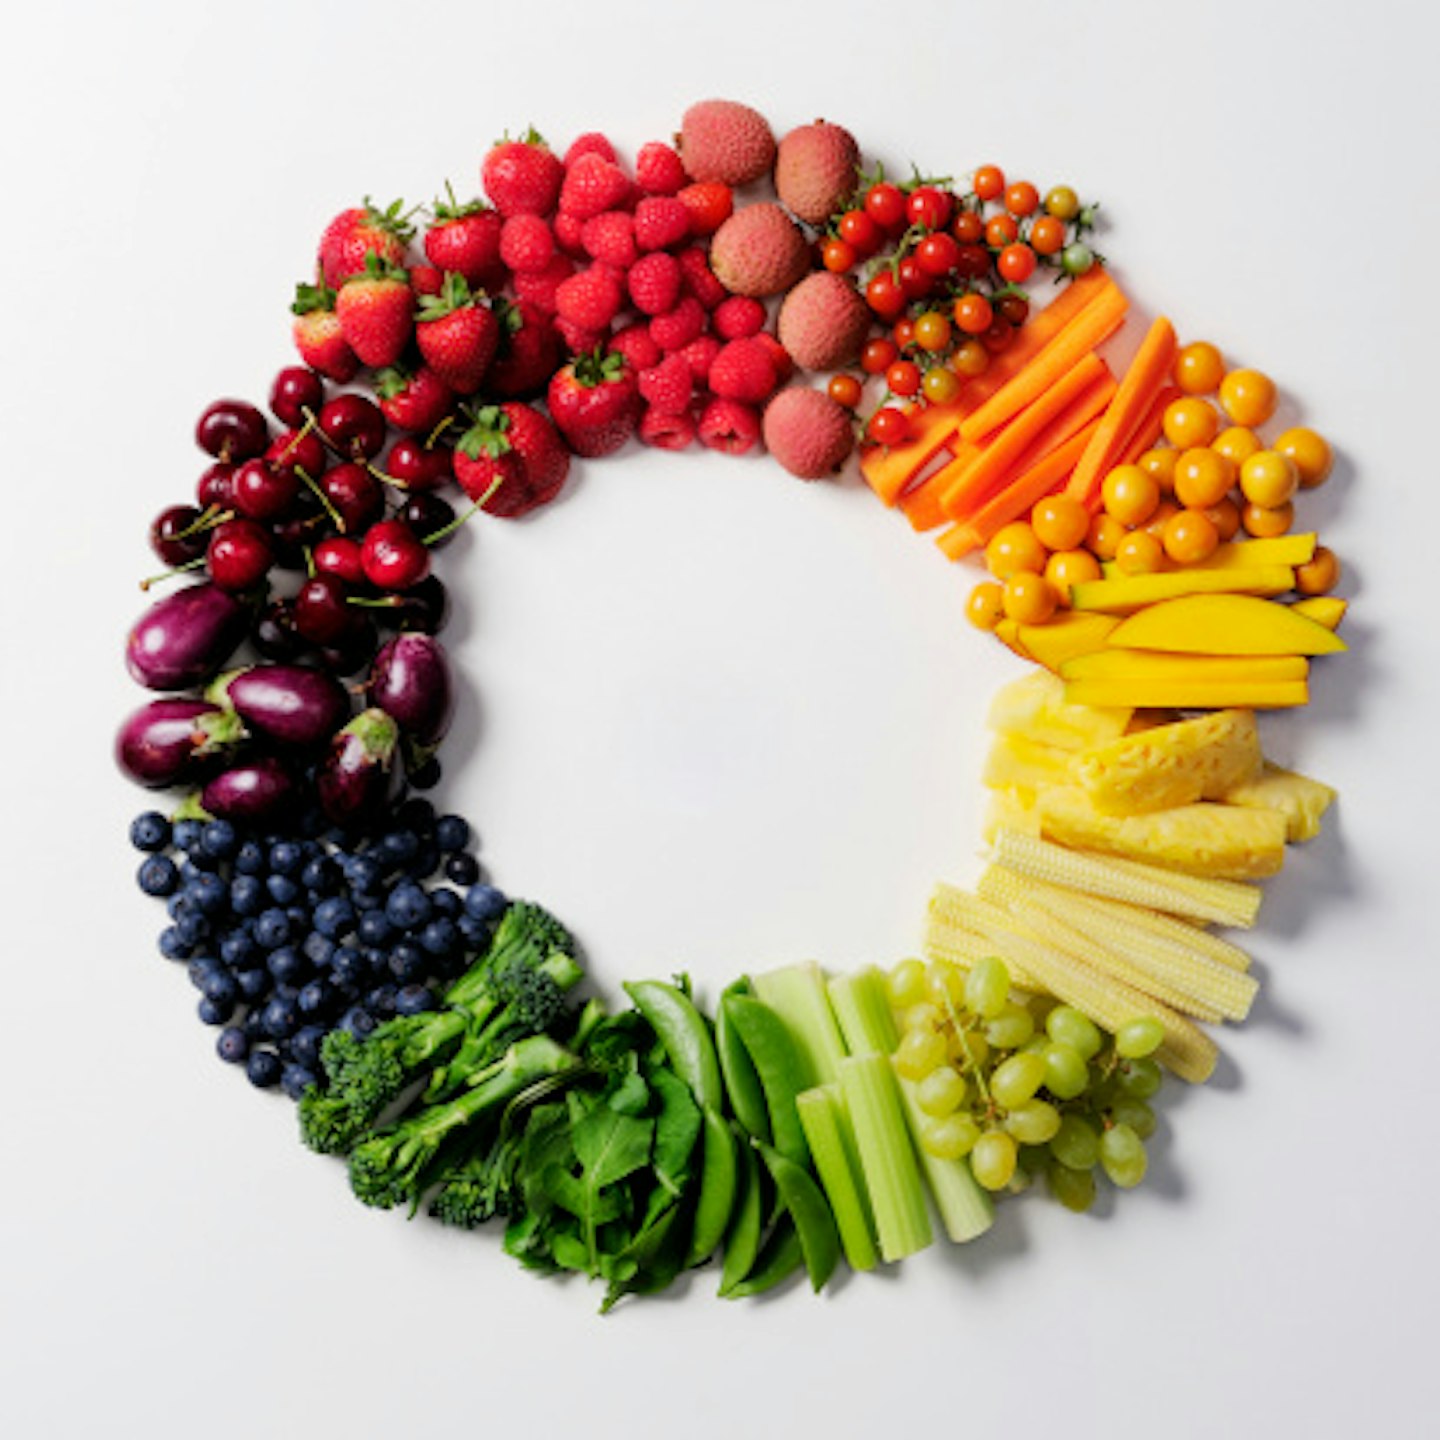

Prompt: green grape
xmin=1048 ymin=1161 xmax=1097 ymax=1213
xmin=887 ymin=957 xmax=929 ymax=1009
xmin=1017 ymin=1142 xmax=1050 ymax=1177
xmin=1006 ymin=1098 xmax=1061 ymax=1145
xmin=990 ymin=1051 xmax=1047 ymax=1109
xmin=964 ymin=956 xmax=1011 ymax=1020
xmin=903 ymin=1000 xmax=943 ymax=1034
xmin=1107 ymin=1095 xmax=1157 ymax=1140
xmin=971 ymin=1130 xmax=1019 ymax=1190
xmin=1100 ymin=1123 xmax=1148 ymax=1188
xmin=895 ymin=1026 xmax=948 ymax=1081
xmin=920 ymin=1112 xmax=980 ymax=1160
xmin=947 ymin=1026 xmax=989 ymax=1071
xmin=1019 ymin=1033 xmax=1051 ymax=1056
xmin=915 ymin=1064 xmax=967 ymax=1117
xmin=1115 ymin=1016 xmax=1165 ymax=1060
xmin=1043 ymin=1041 xmax=1090 ymax=1100
xmin=1050 ymin=1114 xmax=1100 ymax=1170
xmin=986 ymin=1002 xmax=1035 ymax=1050
xmin=1116 ymin=1056 xmax=1162 ymax=1099
xmin=1045 ymin=1005 xmax=1102 ymax=1060
xmin=926 ymin=959 xmax=966 ymax=1007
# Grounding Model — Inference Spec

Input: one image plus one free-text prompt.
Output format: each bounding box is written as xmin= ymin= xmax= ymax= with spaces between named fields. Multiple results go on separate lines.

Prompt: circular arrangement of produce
xmin=118 ymin=98 xmax=1345 ymax=1309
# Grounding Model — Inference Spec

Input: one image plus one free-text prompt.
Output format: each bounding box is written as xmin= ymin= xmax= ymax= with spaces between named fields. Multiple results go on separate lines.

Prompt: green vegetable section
xmin=300 ymin=912 xmax=994 ymax=1309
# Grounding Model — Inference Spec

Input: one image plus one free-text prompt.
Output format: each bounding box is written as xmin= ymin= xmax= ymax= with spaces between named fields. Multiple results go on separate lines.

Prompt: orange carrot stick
xmin=860 ymin=402 xmax=964 ymax=505
xmin=898 ymin=473 xmax=952 ymax=532
xmin=957 ymin=277 xmax=1129 ymax=445
xmin=939 ymin=351 xmax=1108 ymax=519
xmin=1114 ymin=383 xmax=1176 ymax=469
xmin=1063 ymin=316 xmax=1177 ymax=506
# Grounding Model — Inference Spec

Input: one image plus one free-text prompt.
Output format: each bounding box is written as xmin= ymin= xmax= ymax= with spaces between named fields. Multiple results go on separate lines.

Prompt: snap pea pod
xmin=754 ymin=1140 xmax=841 ymax=1293
xmin=686 ymin=1104 xmax=739 ymax=1268
xmin=717 ymin=1129 xmax=764 ymax=1297
xmin=623 ymin=979 xmax=723 ymax=1112
xmin=715 ymin=978 xmax=770 ymax=1143
xmin=722 ymin=992 xmax=810 ymax=1170
xmin=721 ymin=1214 xmax=805 ymax=1300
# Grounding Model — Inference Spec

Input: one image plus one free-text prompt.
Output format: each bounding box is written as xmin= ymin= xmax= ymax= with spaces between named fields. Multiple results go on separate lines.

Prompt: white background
xmin=3 ymin=1 xmax=1437 ymax=1435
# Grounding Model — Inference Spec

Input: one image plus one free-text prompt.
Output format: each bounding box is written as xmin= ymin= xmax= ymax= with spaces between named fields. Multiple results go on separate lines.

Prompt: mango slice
xmin=1106 ymin=594 xmax=1347 ymax=656
xmin=1070 ymin=565 xmax=1296 ymax=615
xmin=1290 ymin=595 xmax=1347 ymax=632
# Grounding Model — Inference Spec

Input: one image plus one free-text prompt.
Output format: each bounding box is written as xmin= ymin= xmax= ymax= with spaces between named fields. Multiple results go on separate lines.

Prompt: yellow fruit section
xmin=1105 ymin=593 xmax=1346 ymax=656
xmin=1290 ymin=595 xmax=1347 ymax=631
xmin=1223 ymin=762 xmax=1337 ymax=842
xmin=1012 ymin=612 xmax=1120 ymax=672
xmin=985 ymin=669 xmax=1132 ymax=751
xmin=1064 ymin=677 xmax=1309 ymax=710
xmin=1069 ymin=564 xmax=1296 ymax=614
xmin=1061 ymin=650 xmax=1308 ymax=684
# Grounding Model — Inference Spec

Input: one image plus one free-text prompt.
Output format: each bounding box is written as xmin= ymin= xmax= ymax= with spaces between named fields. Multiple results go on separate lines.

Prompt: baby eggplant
xmin=115 ymin=698 xmax=246 ymax=788
xmin=208 ymin=664 xmax=350 ymax=749
xmin=126 ymin=582 xmax=249 ymax=691
xmin=199 ymin=755 xmax=297 ymax=821
xmin=366 ymin=633 xmax=454 ymax=751
xmin=316 ymin=709 xmax=400 ymax=827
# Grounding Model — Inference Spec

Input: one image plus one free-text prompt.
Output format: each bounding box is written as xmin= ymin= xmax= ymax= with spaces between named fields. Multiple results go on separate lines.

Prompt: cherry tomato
xmin=867 ymin=406 xmax=910 ymax=446
xmin=1212 ymin=425 xmax=1263 ymax=468
xmin=821 ymin=237 xmax=857 ymax=273
xmin=922 ymin=367 xmax=961 ymax=405
xmin=966 ymin=581 xmax=1005 ymax=631
xmin=952 ymin=338 xmax=990 ymax=377
xmin=1274 ymin=426 xmax=1333 ymax=489
xmin=861 ymin=337 xmax=898 ymax=375
xmin=897 ymin=256 xmax=932 ymax=300
xmin=1002 ymin=570 xmax=1057 ymax=625
xmin=1218 ymin=368 xmax=1277 ymax=427
xmin=886 ymin=359 xmax=922 ymax=397
xmin=973 ymin=165 xmax=1005 ymax=202
xmin=985 ymin=522 xmax=1048 ymax=580
xmin=827 ymin=373 xmax=863 ymax=409
xmin=1173 ymin=341 xmax=1224 ymax=395
xmin=1101 ymin=464 xmax=1160 ymax=527
xmin=906 ymin=185 xmax=954 ymax=231
xmin=1137 ymin=447 xmax=1178 ymax=494
xmin=1242 ymin=499 xmax=1293 ymax=538
xmin=838 ymin=209 xmax=881 ymax=256
xmin=916 ymin=232 xmax=960 ymax=277
xmin=1044 ymin=185 xmax=1080 ymax=220
xmin=953 ymin=292 xmax=994 ymax=336
xmin=952 ymin=209 xmax=984 ymax=244
xmin=996 ymin=293 xmax=1030 ymax=327
xmin=865 ymin=270 xmax=907 ymax=320
xmin=997 ymin=243 xmax=1036 ymax=283
xmin=985 ymin=213 xmax=1019 ymax=248
xmin=1030 ymin=495 xmax=1090 ymax=552
xmin=954 ymin=243 xmax=991 ymax=281
xmin=1295 ymin=545 xmax=1340 ymax=596
xmin=981 ymin=318 xmax=1015 ymax=354
xmin=1162 ymin=508 xmax=1220 ymax=566
xmin=913 ymin=311 xmax=952 ymax=352
xmin=1173 ymin=448 xmax=1236 ymax=509
xmin=1239 ymin=450 xmax=1299 ymax=509
xmin=864 ymin=182 xmax=907 ymax=231
xmin=1029 ymin=214 xmax=1066 ymax=256
xmin=892 ymin=317 xmax=917 ymax=350
xmin=1044 ymin=548 xmax=1102 ymax=602
xmin=1162 ymin=396 xmax=1221 ymax=450
xmin=1004 ymin=181 xmax=1040 ymax=218
xmin=1114 ymin=529 xmax=1166 ymax=576
xmin=1087 ymin=511 xmax=1127 ymax=561
xmin=1060 ymin=242 xmax=1094 ymax=276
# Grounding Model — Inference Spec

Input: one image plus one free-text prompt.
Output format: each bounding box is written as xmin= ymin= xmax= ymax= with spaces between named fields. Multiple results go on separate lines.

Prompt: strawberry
xmin=410 ymin=263 xmax=445 ymax=297
xmin=335 ymin=254 xmax=413 ymax=369
xmin=488 ymin=298 xmax=563 ymax=399
xmin=635 ymin=141 xmax=687 ymax=196
xmin=415 ymin=272 xmax=500 ymax=395
xmin=374 ymin=363 xmax=454 ymax=434
xmin=558 ymin=153 xmax=632 ymax=220
xmin=627 ymin=252 xmax=682 ymax=317
xmin=423 ymin=185 xmax=504 ymax=290
xmin=453 ymin=402 xmax=570 ymax=517
xmin=318 ymin=197 xmax=413 ymax=287
xmin=291 ymin=281 xmax=360 ymax=382
xmin=481 ymin=130 xmax=564 ymax=218
xmin=633 ymin=196 xmax=691 ymax=252
xmin=554 ymin=265 xmax=624 ymax=332
xmin=677 ymin=182 xmax=734 ymax=236
xmin=499 ymin=214 xmax=556 ymax=275
xmin=547 ymin=350 xmax=641 ymax=458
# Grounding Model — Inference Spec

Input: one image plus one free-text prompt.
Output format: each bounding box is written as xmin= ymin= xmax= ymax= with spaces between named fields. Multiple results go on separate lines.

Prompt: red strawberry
xmin=637 ymin=352 xmax=693 ymax=415
xmin=627 ymin=252 xmax=683 ymax=317
xmin=336 ymin=254 xmax=413 ymax=369
xmin=410 ymin=264 xmax=445 ymax=297
xmin=633 ymin=196 xmax=691 ymax=252
xmin=677 ymin=182 xmax=734 ymax=237
xmin=555 ymin=265 xmax=624 ymax=332
xmin=481 ymin=130 xmax=563 ymax=218
xmin=424 ymin=185 xmax=504 ymax=289
xmin=454 ymin=402 xmax=570 ymax=517
xmin=499 ymin=214 xmax=556 ymax=275
xmin=564 ymin=132 xmax=618 ymax=166
xmin=318 ymin=198 xmax=413 ymax=287
xmin=415 ymin=273 xmax=499 ymax=395
xmin=559 ymin=153 xmax=632 ymax=220
xmin=635 ymin=141 xmax=687 ymax=196
xmin=709 ymin=337 xmax=779 ymax=404
xmin=488 ymin=298 xmax=563 ymax=399
xmin=547 ymin=350 xmax=641 ymax=458
xmin=374 ymin=363 xmax=454 ymax=434
xmin=698 ymin=397 xmax=762 ymax=455
xmin=291 ymin=282 xmax=360 ymax=382
xmin=639 ymin=405 xmax=697 ymax=450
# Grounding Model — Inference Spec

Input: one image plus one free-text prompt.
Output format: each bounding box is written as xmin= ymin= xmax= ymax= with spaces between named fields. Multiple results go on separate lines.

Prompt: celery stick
xmin=892 ymin=1062 xmax=995 ymax=1243
xmin=797 ymin=1086 xmax=878 ymax=1272
xmin=827 ymin=966 xmax=900 ymax=1057
xmin=837 ymin=1054 xmax=932 ymax=1262
xmin=750 ymin=961 xmax=848 ymax=1087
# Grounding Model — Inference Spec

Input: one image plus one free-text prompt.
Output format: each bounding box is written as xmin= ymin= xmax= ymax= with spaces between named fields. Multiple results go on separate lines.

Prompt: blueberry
xmin=197 ymin=820 xmax=237 ymax=861
xmin=388 ymin=940 xmax=427 ymax=984
xmin=266 ymin=873 xmax=301 ymax=906
xmin=385 ymin=882 xmax=432 ymax=931
xmin=137 ymin=854 xmax=180 ymax=898
xmin=186 ymin=958 xmax=220 ymax=990
xmin=339 ymin=1006 xmax=377 ymax=1040
xmin=281 ymin=1064 xmax=320 ymax=1101
xmin=313 ymin=896 xmax=356 ymax=939
xmin=267 ymin=945 xmax=307 ymax=986
xmin=343 ymin=855 xmax=384 ymax=894
xmin=396 ymin=797 xmax=436 ymax=833
xmin=167 ymin=893 xmax=190 ymax=920
xmin=394 ymin=984 xmax=436 ymax=1017
xmin=130 ymin=811 xmax=171 ymax=852
xmin=378 ymin=829 xmax=420 ymax=867
xmin=297 ymin=978 xmax=335 ymax=1017
xmin=175 ymin=911 xmax=211 ymax=947
xmin=198 ymin=994 xmax=235 ymax=1026
xmin=434 ymin=815 xmax=470 ymax=854
xmin=330 ymin=944 xmax=368 ymax=989
xmin=230 ymin=875 xmax=265 ymax=917
xmin=366 ymin=983 xmax=398 ymax=1019
xmin=408 ymin=756 xmax=441 ymax=790
xmin=463 ymin=884 xmax=507 ymax=922
xmin=255 ymin=908 xmax=293 ymax=949
xmin=444 ymin=852 xmax=480 ymax=887
xmin=219 ymin=928 xmax=260 ymax=969
xmin=216 ymin=1026 xmax=250 ymax=1063
xmin=200 ymin=968 xmax=239 ymax=1006
xmin=246 ymin=1049 xmax=283 ymax=1088
xmin=420 ymin=917 xmax=459 ymax=957
xmin=187 ymin=872 xmax=229 ymax=916
xmin=269 ymin=840 xmax=304 ymax=875
xmin=457 ymin=914 xmax=491 ymax=946
xmin=261 ymin=993 xmax=301 ymax=1040
xmin=301 ymin=855 xmax=336 ymax=894
xmin=290 ymin=1024 xmax=327 ymax=1070
xmin=405 ymin=843 xmax=441 ymax=880
xmin=237 ymin=968 xmax=271 ymax=1002
xmin=302 ymin=930 xmax=337 ymax=967
xmin=234 ymin=839 xmax=267 ymax=875
xmin=357 ymin=908 xmax=394 ymax=946
xmin=173 ymin=818 xmax=204 ymax=852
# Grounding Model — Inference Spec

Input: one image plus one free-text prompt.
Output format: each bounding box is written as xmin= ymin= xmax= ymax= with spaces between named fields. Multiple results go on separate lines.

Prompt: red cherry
xmin=207 ymin=517 xmax=273 ymax=591
xmin=313 ymin=535 xmax=367 ymax=587
xmin=196 ymin=462 xmax=236 ymax=509
xmin=318 ymin=394 xmax=387 ymax=460
xmin=320 ymin=462 xmax=384 ymax=533
xmin=231 ymin=459 xmax=300 ymax=522
xmin=195 ymin=399 xmax=269 ymax=461
xmin=268 ymin=366 xmax=325 ymax=428
xmin=150 ymin=505 xmax=207 ymax=566
xmin=294 ymin=573 xmax=353 ymax=644
xmin=398 ymin=492 xmax=457 ymax=547
xmin=385 ymin=439 xmax=453 ymax=492
xmin=360 ymin=519 xmax=430 ymax=592
xmin=265 ymin=428 xmax=327 ymax=479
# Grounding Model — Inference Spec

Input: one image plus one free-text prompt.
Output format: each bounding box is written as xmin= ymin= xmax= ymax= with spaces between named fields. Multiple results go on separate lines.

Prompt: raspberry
xmin=563 ymin=131 xmax=617 ymax=166
xmin=649 ymin=295 xmax=707 ymax=352
xmin=676 ymin=246 xmax=728 ymax=310
xmin=633 ymin=196 xmax=692 ymax=252
xmin=581 ymin=211 xmax=638 ymax=269
xmin=637 ymin=352 xmax=693 ymax=415
xmin=559 ymin=153 xmax=632 ymax=220
xmin=708 ymin=337 xmax=779 ymax=405
xmin=712 ymin=295 xmax=766 ymax=341
xmin=554 ymin=264 xmax=625 ymax=331
xmin=627 ymin=252 xmax=683 ymax=317
xmin=639 ymin=405 xmax=697 ymax=450
xmin=499 ymin=214 xmax=556 ymax=275
xmin=754 ymin=331 xmax=794 ymax=386
xmin=609 ymin=322 xmax=663 ymax=373
xmin=677 ymin=333 xmax=722 ymax=387
xmin=512 ymin=252 xmax=575 ymax=317
xmin=553 ymin=315 xmax=610 ymax=356
xmin=677 ymin=181 xmax=734 ymax=237
xmin=552 ymin=210 xmax=587 ymax=257
xmin=697 ymin=397 xmax=761 ymax=455
xmin=634 ymin=141 xmax=686 ymax=196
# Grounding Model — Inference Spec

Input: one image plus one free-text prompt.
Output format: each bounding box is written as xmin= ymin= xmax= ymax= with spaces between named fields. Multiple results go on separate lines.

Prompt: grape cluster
xmin=887 ymin=955 xmax=1163 ymax=1207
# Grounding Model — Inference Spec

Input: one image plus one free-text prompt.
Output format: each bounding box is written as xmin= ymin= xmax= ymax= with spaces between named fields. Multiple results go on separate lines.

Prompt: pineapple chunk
xmin=986 ymin=669 xmax=1132 ymax=752
xmin=983 ymin=733 xmax=1076 ymax=793
xmin=1071 ymin=709 xmax=1264 ymax=815
xmin=981 ymin=789 xmax=1042 ymax=844
xmin=1223 ymin=762 xmax=1337 ymax=842
xmin=1036 ymin=785 xmax=1289 ymax=880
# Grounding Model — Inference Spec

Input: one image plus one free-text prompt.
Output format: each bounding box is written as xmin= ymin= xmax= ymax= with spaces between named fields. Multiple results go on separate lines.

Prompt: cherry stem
xmin=140 ymin=555 xmax=206 ymax=591
xmin=425 ymin=414 xmax=456 ymax=448
xmin=172 ymin=505 xmax=232 ymax=541
xmin=296 ymin=465 xmax=345 ymax=531
xmin=421 ymin=477 xmax=501 ymax=547
xmin=367 ymin=461 xmax=411 ymax=491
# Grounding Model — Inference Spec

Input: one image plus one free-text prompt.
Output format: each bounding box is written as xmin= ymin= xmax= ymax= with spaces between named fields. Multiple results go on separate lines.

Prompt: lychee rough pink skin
xmin=678 ymin=99 xmax=776 ymax=186
xmin=762 ymin=387 xmax=855 ymax=480
xmin=777 ymin=271 xmax=871 ymax=372
xmin=774 ymin=119 xmax=861 ymax=225
xmin=708 ymin=203 xmax=810 ymax=298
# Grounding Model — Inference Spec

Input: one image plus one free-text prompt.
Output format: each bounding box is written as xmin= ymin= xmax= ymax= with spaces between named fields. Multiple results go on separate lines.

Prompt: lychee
xmin=774 ymin=119 xmax=861 ymax=225
xmin=777 ymin=271 xmax=871 ymax=372
xmin=762 ymin=387 xmax=855 ymax=479
xmin=677 ymin=99 xmax=776 ymax=186
xmin=709 ymin=203 xmax=809 ymax=298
